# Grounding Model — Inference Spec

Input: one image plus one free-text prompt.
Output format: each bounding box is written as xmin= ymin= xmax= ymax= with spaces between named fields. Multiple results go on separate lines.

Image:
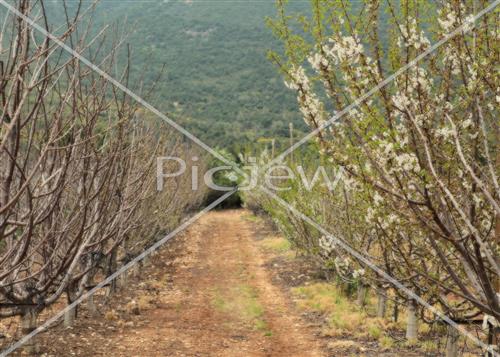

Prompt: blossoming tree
xmin=266 ymin=0 xmax=499 ymax=345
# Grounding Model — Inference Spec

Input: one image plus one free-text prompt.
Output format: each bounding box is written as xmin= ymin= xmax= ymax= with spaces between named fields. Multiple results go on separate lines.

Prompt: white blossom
xmin=394 ymin=152 xmax=420 ymax=172
xmin=285 ymin=65 xmax=327 ymax=128
xmin=438 ymin=3 xmax=464 ymax=32
xmin=436 ymin=126 xmax=455 ymax=140
xmin=324 ymin=34 xmax=364 ymax=65
xmin=365 ymin=207 xmax=376 ymax=223
xmin=392 ymin=92 xmax=411 ymax=109
xmin=397 ymin=18 xmax=431 ymax=50
xmin=353 ymin=269 xmax=365 ymax=279
xmin=319 ymin=235 xmax=336 ymax=254
xmin=373 ymin=192 xmax=384 ymax=206
xmin=461 ymin=117 xmax=473 ymax=129
xmin=308 ymin=52 xmax=330 ymax=72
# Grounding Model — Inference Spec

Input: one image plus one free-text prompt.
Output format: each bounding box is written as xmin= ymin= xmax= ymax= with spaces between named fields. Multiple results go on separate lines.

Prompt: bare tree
xmin=0 ymin=1 xmax=207 ymax=347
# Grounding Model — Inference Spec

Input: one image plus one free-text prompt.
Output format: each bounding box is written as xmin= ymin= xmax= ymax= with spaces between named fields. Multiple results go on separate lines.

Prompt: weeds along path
xmin=34 ymin=209 xmax=323 ymax=356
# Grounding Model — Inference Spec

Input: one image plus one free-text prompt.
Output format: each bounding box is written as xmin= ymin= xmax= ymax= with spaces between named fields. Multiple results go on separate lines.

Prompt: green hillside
xmin=42 ymin=0 xmax=311 ymax=147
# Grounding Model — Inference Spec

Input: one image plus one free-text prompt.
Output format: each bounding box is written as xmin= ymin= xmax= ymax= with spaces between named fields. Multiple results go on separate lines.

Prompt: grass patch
xmin=327 ymin=340 xmax=356 ymax=349
xmin=420 ymin=340 xmax=439 ymax=353
xmin=242 ymin=214 xmax=261 ymax=222
xmin=404 ymin=338 xmax=419 ymax=347
xmin=212 ymin=291 xmax=227 ymax=311
xmin=260 ymin=237 xmax=291 ymax=254
xmin=234 ymin=284 xmax=263 ymax=320
xmin=254 ymin=319 xmax=268 ymax=330
xmin=379 ymin=335 xmax=395 ymax=350
xmin=368 ymin=325 xmax=382 ymax=339
xmin=211 ymin=284 xmax=272 ymax=335
xmin=254 ymin=318 xmax=273 ymax=336
xmin=418 ymin=323 xmax=431 ymax=334
xmin=292 ymin=283 xmax=386 ymax=338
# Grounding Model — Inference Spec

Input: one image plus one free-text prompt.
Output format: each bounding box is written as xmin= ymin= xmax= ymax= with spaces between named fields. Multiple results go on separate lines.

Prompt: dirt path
xmin=43 ymin=209 xmax=323 ymax=357
xmin=111 ymin=209 xmax=323 ymax=356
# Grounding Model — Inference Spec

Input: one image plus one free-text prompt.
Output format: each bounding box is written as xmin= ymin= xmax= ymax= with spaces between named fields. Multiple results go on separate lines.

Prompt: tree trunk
xmin=406 ymin=300 xmax=418 ymax=341
xmin=119 ymin=270 xmax=128 ymax=289
xmin=487 ymin=323 xmax=499 ymax=357
xmin=120 ymin=239 xmax=131 ymax=288
xmin=87 ymin=294 xmax=98 ymax=317
xmin=376 ymin=288 xmax=387 ymax=318
xmin=134 ymin=261 xmax=143 ymax=278
xmin=21 ymin=308 xmax=39 ymax=354
xmin=64 ymin=306 xmax=76 ymax=327
xmin=64 ymin=290 xmax=78 ymax=327
xmin=445 ymin=325 xmax=459 ymax=357
xmin=393 ymin=302 xmax=399 ymax=322
xmin=106 ymin=251 xmax=118 ymax=298
xmin=85 ymin=274 xmax=98 ymax=317
xmin=356 ymin=283 xmax=367 ymax=306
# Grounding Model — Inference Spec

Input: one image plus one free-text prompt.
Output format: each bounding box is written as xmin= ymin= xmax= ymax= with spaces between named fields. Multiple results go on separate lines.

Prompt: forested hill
xmin=47 ymin=0 xmax=312 ymax=147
